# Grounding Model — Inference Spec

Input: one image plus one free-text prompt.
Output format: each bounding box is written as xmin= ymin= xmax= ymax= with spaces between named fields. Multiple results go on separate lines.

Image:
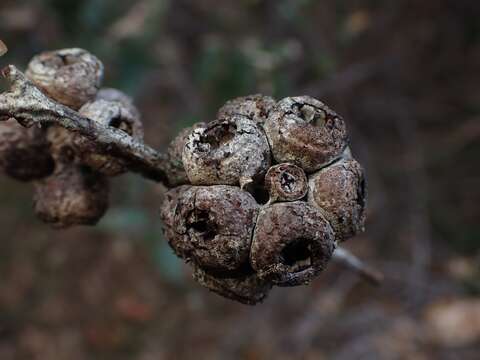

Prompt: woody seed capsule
xmin=96 ymin=88 xmax=140 ymax=119
xmin=192 ymin=265 xmax=272 ymax=305
xmin=74 ymin=99 xmax=144 ymax=176
xmin=264 ymin=163 xmax=308 ymax=203
xmin=0 ymin=119 xmax=54 ymax=181
xmin=182 ymin=115 xmax=271 ymax=188
xmin=26 ymin=48 xmax=104 ymax=109
xmin=308 ymin=158 xmax=367 ymax=242
xmin=160 ymin=185 xmax=259 ymax=275
xmin=217 ymin=94 xmax=276 ymax=125
xmin=32 ymin=126 xmax=109 ymax=228
xmin=264 ymin=96 xmax=348 ymax=172
xmin=160 ymin=184 xmax=192 ymax=255
xmin=33 ymin=164 xmax=109 ymax=228
xmin=250 ymin=201 xmax=335 ymax=286
xmin=165 ymin=122 xmax=206 ymax=187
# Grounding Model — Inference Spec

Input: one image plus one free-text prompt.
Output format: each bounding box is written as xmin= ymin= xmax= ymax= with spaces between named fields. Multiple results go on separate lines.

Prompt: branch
xmin=333 ymin=247 xmax=383 ymax=285
xmin=0 ymin=65 xmax=172 ymax=184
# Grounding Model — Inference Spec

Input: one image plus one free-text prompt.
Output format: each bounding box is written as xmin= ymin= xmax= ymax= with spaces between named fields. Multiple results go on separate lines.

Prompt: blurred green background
xmin=1 ymin=0 xmax=480 ymax=359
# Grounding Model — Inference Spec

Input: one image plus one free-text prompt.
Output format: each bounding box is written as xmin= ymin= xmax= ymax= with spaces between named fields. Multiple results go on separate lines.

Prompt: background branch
xmin=333 ymin=247 xmax=383 ymax=285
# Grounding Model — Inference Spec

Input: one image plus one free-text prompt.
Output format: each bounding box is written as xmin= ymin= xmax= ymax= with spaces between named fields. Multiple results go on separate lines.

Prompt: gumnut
xmin=0 ymin=119 xmax=54 ymax=181
xmin=33 ymin=164 xmax=109 ymax=228
xmin=26 ymin=48 xmax=104 ymax=109
xmin=46 ymin=126 xmax=77 ymax=162
xmin=74 ymin=98 xmax=143 ymax=176
xmin=263 ymin=96 xmax=348 ymax=172
xmin=264 ymin=163 xmax=308 ymax=203
xmin=160 ymin=185 xmax=259 ymax=275
xmin=250 ymin=201 xmax=336 ymax=286
xmin=182 ymin=115 xmax=271 ymax=188
xmin=96 ymin=87 xmax=140 ymax=119
xmin=192 ymin=265 xmax=272 ymax=305
xmin=32 ymin=126 xmax=109 ymax=227
xmin=160 ymin=184 xmax=191 ymax=246
xmin=217 ymin=94 xmax=276 ymax=125
xmin=165 ymin=122 xmax=205 ymax=186
xmin=308 ymin=157 xmax=366 ymax=241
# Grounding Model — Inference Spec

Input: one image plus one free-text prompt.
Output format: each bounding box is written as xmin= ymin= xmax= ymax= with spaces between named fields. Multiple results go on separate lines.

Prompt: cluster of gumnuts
xmin=162 ymin=96 xmax=366 ymax=304
xmin=0 ymin=48 xmax=366 ymax=305
xmin=0 ymin=48 xmax=143 ymax=227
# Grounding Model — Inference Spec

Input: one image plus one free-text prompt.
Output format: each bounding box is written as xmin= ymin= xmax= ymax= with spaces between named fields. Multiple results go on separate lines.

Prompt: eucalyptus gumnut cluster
xmin=0 ymin=48 xmax=143 ymax=227
xmin=0 ymin=47 xmax=367 ymax=304
xmin=161 ymin=95 xmax=367 ymax=304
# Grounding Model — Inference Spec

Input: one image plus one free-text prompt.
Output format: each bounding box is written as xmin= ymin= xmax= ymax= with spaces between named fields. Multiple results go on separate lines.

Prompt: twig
xmin=0 ymin=65 xmax=172 ymax=184
xmin=333 ymin=247 xmax=383 ymax=285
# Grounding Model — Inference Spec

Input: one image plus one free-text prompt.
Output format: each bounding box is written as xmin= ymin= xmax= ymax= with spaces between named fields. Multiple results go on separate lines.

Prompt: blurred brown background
xmin=1 ymin=0 xmax=480 ymax=359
